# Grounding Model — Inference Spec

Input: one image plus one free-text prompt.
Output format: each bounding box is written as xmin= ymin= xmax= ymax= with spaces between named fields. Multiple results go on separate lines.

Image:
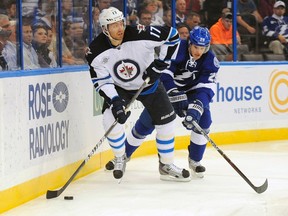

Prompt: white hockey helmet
xmin=99 ymin=7 xmax=124 ymax=30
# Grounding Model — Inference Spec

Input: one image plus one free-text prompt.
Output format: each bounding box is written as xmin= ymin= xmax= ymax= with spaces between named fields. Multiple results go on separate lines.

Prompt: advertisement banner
xmin=0 ymin=64 xmax=287 ymax=190
xmin=211 ymin=65 xmax=288 ymax=131
xmin=0 ymin=72 xmax=100 ymax=190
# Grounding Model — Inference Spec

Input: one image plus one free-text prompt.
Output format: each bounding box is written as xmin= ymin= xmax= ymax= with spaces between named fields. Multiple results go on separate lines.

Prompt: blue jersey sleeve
xmin=161 ymin=39 xmax=188 ymax=92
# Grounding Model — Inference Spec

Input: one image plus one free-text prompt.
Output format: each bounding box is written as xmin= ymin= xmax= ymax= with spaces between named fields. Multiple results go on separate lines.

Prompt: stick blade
xmin=254 ymin=178 xmax=268 ymax=194
xmin=46 ymin=189 xmax=62 ymax=199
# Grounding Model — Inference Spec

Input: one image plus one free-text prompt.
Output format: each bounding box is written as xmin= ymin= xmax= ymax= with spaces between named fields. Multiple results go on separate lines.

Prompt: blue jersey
xmin=161 ymin=39 xmax=220 ymax=108
xmin=262 ymin=14 xmax=288 ymax=41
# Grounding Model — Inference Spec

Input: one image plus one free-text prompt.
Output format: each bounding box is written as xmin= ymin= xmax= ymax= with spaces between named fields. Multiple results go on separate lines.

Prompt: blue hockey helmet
xmin=189 ymin=26 xmax=211 ymax=47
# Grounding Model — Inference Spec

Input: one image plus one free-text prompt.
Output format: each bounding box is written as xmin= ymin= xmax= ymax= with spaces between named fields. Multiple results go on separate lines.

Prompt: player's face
xmin=108 ymin=21 xmax=125 ymax=40
xmin=189 ymin=44 xmax=206 ymax=60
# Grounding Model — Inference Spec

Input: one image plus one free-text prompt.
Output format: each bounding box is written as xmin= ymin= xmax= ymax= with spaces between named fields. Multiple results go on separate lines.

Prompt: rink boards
xmin=0 ymin=64 xmax=288 ymax=213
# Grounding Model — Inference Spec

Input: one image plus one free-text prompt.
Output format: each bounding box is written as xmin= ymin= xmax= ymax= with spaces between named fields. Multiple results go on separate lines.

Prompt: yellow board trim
xmin=1 ymin=128 xmax=288 ymax=213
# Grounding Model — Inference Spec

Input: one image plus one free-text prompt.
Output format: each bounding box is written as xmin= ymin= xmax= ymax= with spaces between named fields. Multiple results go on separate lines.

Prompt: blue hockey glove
xmin=111 ymin=97 xmax=131 ymax=124
xmin=142 ymin=59 xmax=169 ymax=84
xmin=168 ymin=89 xmax=188 ymax=117
xmin=182 ymin=99 xmax=204 ymax=130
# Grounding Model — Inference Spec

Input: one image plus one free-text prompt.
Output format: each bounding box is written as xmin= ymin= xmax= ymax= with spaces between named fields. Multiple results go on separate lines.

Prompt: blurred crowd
xmin=0 ymin=0 xmax=288 ymax=71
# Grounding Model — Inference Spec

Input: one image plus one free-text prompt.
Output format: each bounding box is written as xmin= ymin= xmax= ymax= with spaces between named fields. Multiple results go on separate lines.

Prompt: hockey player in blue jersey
xmin=164 ymin=26 xmax=220 ymax=177
xmin=86 ymin=7 xmax=190 ymax=181
xmin=106 ymin=26 xmax=220 ymax=178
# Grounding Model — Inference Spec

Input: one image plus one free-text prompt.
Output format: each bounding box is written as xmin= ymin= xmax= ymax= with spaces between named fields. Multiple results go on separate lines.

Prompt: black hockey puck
xmin=64 ymin=196 xmax=74 ymax=200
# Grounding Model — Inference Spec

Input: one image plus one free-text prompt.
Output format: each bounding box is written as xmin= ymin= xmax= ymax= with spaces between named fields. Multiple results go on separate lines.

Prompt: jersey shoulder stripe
xmin=123 ymin=25 xmax=178 ymax=44
xmin=86 ymin=25 xmax=179 ymax=64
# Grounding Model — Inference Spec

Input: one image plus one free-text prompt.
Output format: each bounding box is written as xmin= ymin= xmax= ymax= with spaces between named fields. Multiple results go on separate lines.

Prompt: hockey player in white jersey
xmin=86 ymin=7 xmax=190 ymax=181
xmin=105 ymin=26 xmax=220 ymax=178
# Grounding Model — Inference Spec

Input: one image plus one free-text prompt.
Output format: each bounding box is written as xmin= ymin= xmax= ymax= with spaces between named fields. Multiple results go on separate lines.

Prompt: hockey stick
xmin=46 ymin=78 xmax=150 ymax=199
xmin=191 ymin=121 xmax=268 ymax=194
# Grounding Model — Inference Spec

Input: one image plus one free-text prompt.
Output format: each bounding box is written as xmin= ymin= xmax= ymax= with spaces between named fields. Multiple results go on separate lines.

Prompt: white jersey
xmin=86 ymin=25 xmax=180 ymax=101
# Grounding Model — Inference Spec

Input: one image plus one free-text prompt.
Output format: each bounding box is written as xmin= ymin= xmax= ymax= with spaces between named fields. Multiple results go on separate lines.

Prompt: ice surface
xmin=3 ymin=140 xmax=288 ymax=216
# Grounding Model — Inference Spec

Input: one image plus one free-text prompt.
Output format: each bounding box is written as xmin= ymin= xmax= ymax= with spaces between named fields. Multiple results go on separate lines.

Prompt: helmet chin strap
xmin=108 ymin=35 xmax=123 ymax=46
xmin=103 ymin=28 xmax=123 ymax=47
xmin=204 ymin=44 xmax=210 ymax=53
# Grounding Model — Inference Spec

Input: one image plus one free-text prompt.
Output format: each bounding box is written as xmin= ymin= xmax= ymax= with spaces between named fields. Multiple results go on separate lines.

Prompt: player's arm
xmin=161 ymin=39 xmax=187 ymax=91
xmin=157 ymin=26 xmax=180 ymax=63
xmin=142 ymin=26 xmax=181 ymax=84
xmin=160 ymin=39 xmax=189 ymax=117
xmin=88 ymin=55 xmax=130 ymax=124
xmin=89 ymin=57 xmax=118 ymax=101
xmin=182 ymin=69 xmax=217 ymax=130
xmin=195 ymin=69 xmax=218 ymax=107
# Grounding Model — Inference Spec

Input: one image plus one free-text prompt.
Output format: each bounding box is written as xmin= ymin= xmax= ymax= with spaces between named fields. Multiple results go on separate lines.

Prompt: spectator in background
xmin=5 ymin=0 xmax=17 ymax=21
xmin=46 ymin=20 xmax=60 ymax=62
xmin=62 ymin=0 xmax=73 ymax=22
xmin=203 ymin=0 xmax=227 ymax=28
xmin=237 ymin=0 xmax=263 ymax=34
xmin=176 ymin=0 xmax=186 ymax=25
xmin=177 ymin=23 xmax=190 ymax=39
xmin=185 ymin=0 xmax=201 ymax=14
xmin=185 ymin=0 xmax=206 ymax=22
xmin=63 ymin=20 xmax=86 ymax=64
xmin=60 ymin=20 xmax=84 ymax=65
xmin=46 ymin=28 xmax=58 ymax=65
xmin=22 ymin=0 xmax=38 ymax=17
xmin=36 ymin=0 xmax=59 ymax=64
xmin=162 ymin=7 xmax=172 ymax=27
xmin=126 ymin=0 xmax=138 ymax=26
xmin=22 ymin=20 xmax=40 ymax=69
xmin=262 ymin=1 xmax=288 ymax=54
xmin=96 ymin=0 xmax=112 ymax=12
xmin=210 ymin=10 xmax=249 ymax=61
xmin=32 ymin=25 xmax=57 ymax=68
xmin=0 ymin=14 xmax=17 ymax=70
xmin=46 ymin=27 xmax=54 ymax=47
xmin=0 ymin=1 xmax=5 ymax=14
xmin=8 ymin=20 xmax=16 ymax=44
xmin=92 ymin=6 xmax=102 ymax=37
xmin=258 ymin=0 xmax=275 ymax=18
xmin=137 ymin=9 xmax=153 ymax=26
xmin=0 ymin=28 xmax=11 ymax=71
xmin=62 ymin=38 xmax=80 ymax=65
xmin=140 ymin=0 xmax=164 ymax=26
xmin=156 ymin=0 xmax=164 ymax=17
xmin=185 ymin=11 xmax=201 ymax=30
xmin=237 ymin=0 xmax=263 ymax=51
xmin=283 ymin=0 xmax=288 ymax=15
xmin=38 ymin=0 xmax=57 ymax=33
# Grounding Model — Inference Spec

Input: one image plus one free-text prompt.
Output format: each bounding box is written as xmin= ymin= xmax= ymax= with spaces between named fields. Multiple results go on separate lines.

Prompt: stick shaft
xmin=191 ymin=121 xmax=268 ymax=194
xmin=46 ymin=79 xmax=149 ymax=199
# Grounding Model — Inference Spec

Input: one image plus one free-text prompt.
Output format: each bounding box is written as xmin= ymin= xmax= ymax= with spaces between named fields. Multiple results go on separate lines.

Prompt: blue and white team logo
xmin=52 ymin=82 xmax=69 ymax=113
xmin=114 ymin=59 xmax=140 ymax=82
